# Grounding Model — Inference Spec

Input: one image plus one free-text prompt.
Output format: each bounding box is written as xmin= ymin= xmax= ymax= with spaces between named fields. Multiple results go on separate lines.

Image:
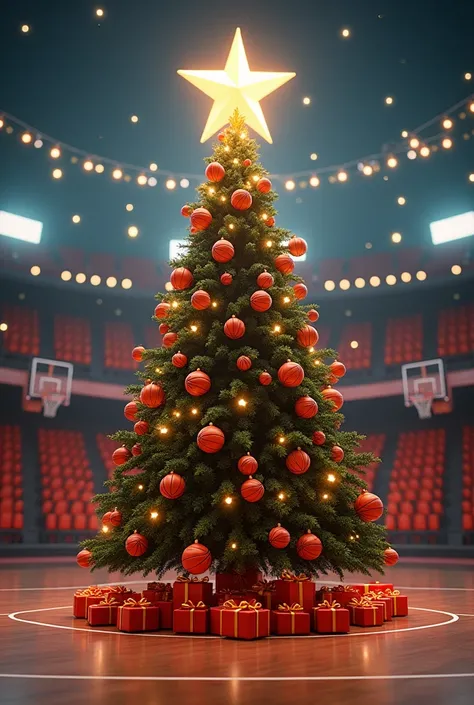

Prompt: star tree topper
xmin=178 ymin=28 xmax=295 ymax=144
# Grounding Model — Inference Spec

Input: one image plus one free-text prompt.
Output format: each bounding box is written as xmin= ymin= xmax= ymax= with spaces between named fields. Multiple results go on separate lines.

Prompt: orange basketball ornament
xmin=160 ymin=472 xmax=186 ymax=499
xmin=308 ymin=309 xmax=319 ymax=322
xmin=296 ymin=531 xmax=322 ymax=560
xmin=224 ymin=315 xmax=245 ymax=339
xmin=134 ymin=420 xmax=149 ymax=435
xmin=286 ymin=448 xmax=311 ymax=474
xmin=205 ymin=161 xmax=225 ymax=182
xmin=293 ymin=283 xmax=308 ymax=300
xmin=297 ymin=325 xmax=319 ymax=348
xmin=278 ymin=360 xmax=304 ymax=387
xmin=295 ymin=396 xmax=318 ymax=418
xmin=159 ymin=323 xmax=169 ymax=335
xmin=109 ymin=509 xmax=122 ymax=527
xmin=288 ymin=236 xmax=307 ymax=257
xmin=231 ymin=188 xmax=252 ymax=210
xmin=250 ymin=290 xmax=272 ymax=312
xmin=181 ymin=204 xmax=192 ymax=217
xmin=220 ymin=272 xmax=233 ymax=286
xmin=312 ymin=430 xmax=326 ymax=445
xmin=384 ymin=547 xmax=399 ymax=566
xmin=331 ymin=445 xmax=344 ymax=462
xmin=140 ymin=382 xmax=165 ymax=408
xmin=132 ymin=346 xmax=145 ymax=361
xmin=237 ymin=355 xmax=252 ymax=371
xmin=329 ymin=360 xmax=346 ymax=379
xmin=125 ymin=531 xmax=148 ymax=557
xmin=322 ymin=387 xmax=344 ymax=412
xmin=212 ymin=238 xmax=234 ymax=263
xmin=112 ymin=446 xmax=131 ymax=465
xmin=124 ymin=401 xmax=138 ymax=422
xmin=241 ymin=477 xmax=265 ymax=502
xmin=190 ymin=207 xmax=212 ymax=231
xmin=172 ymin=351 xmax=188 ymax=368
xmin=163 ymin=332 xmax=178 ymax=348
xmin=256 ymin=177 xmax=272 ymax=193
xmin=354 ymin=491 xmax=384 ymax=522
xmin=102 ymin=511 xmax=112 ymax=527
xmin=197 ymin=424 xmax=225 ymax=453
xmin=131 ymin=443 xmax=142 ymax=456
xmin=275 ymin=253 xmax=295 ymax=275
xmin=181 ymin=540 xmax=212 ymax=575
xmin=269 ymin=523 xmax=290 ymax=549
xmin=237 ymin=453 xmax=258 ymax=475
xmin=243 ymin=158 xmax=252 ymax=167
xmin=154 ymin=302 xmax=170 ymax=319
xmin=257 ymin=270 xmax=274 ymax=289
xmin=185 ymin=369 xmax=211 ymax=397
xmin=170 ymin=267 xmax=194 ymax=290
xmin=76 ymin=549 xmax=92 ymax=568
xmin=259 ymin=371 xmax=272 ymax=386
xmin=266 ymin=216 xmax=275 ymax=226
xmin=191 ymin=290 xmax=211 ymax=310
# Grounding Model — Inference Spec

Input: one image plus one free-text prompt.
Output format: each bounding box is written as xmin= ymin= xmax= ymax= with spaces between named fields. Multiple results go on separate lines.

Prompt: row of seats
xmin=356 ymin=434 xmax=386 ymax=491
xmin=438 ymin=304 xmax=474 ymax=357
xmin=1 ymin=305 xmax=40 ymax=356
xmin=385 ymin=314 xmax=423 ymax=365
xmin=462 ymin=426 xmax=474 ymax=531
xmin=54 ymin=315 xmax=92 ymax=365
xmin=338 ymin=322 xmax=372 ymax=370
xmin=0 ymin=425 xmax=23 ymax=529
xmin=386 ymin=429 xmax=446 ymax=532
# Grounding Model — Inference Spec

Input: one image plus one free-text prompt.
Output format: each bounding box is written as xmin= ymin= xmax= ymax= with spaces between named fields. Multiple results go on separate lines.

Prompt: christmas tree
xmin=81 ymin=109 xmax=388 ymax=580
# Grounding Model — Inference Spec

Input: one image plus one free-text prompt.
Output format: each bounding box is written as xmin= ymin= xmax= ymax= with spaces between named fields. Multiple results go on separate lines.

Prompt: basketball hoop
xmin=409 ymin=392 xmax=433 ymax=419
xmin=42 ymin=392 xmax=65 ymax=418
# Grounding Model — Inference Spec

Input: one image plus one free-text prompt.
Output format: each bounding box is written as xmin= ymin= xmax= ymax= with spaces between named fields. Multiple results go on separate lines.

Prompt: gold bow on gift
xmin=176 ymin=575 xmax=209 ymax=583
xmin=108 ymin=585 xmax=130 ymax=594
xmin=317 ymin=599 xmax=342 ymax=609
xmin=280 ymin=570 xmax=309 ymax=582
xmin=181 ymin=600 xmax=207 ymax=610
xmin=223 ymin=599 xmax=262 ymax=611
xmin=147 ymin=581 xmax=171 ymax=591
xmin=278 ymin=602 xmax=303 ymax=612
xmin=122 ymin=597 xmax=151 ymax=608
xmin=348 ymin=596 xmax=371 ymax=608
xmin=75 ymin=587 xmax=102 ymax=597
xmin=384 ymin=589 xmax=400 ymax=597
xmin=252 ymin=579 xmax=276 ymax=594
xmin=99 ymin=594 xmax=119 ymax=606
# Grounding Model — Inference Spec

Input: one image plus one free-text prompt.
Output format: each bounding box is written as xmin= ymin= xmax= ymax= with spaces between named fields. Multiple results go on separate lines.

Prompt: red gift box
xmin=365 ymin=592 xmax=393 ymax=621
xmin=156 ymin=600 xmax=173 ymax=629
xmin=312 ymin=600 xmax=350 ymax=633
xmin=273 ymin=571 xmax=315 ymax=613
xmin=87 ymin=594 xmax=119 ymax=626
xmin=173 ymin=576 xmax=213 ymax=609
xmin=143 ymin=583 xmax=172 ymax=604
xmin=102 ymin=586 xmax=141 ymax=604
xmin=348 ymin=597 xmax=384 ymax=627
xmin=349 ymin=581 xmax=393 ymax=596
xmin=173 ymin=601 xmax=209 ymax=634
xmin=272 ymin=603 xmax=310 ymax=635
xmin=221 ymin=600 xmax=270 ymax=640
xmin=73 ymin=588 xmax=103 ymax=618
xmin=384 ymin=589 xmax=409 ymax=617
xmin=215 ymin=570 xmax=262 ymax=593
xmin=316 ymin=585 xmax=359 ymax=606
xmin=246 ymin=579 xmax=275 ymax=610
xmin=117 ymin=598 xmax=160 ymax=632
xmin=210 ymin=606 xmax=225 ymax=635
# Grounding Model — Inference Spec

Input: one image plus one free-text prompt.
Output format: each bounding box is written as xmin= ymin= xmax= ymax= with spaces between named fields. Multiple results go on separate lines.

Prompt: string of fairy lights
xmin=1 ymin=94 xmax=474 ymax=192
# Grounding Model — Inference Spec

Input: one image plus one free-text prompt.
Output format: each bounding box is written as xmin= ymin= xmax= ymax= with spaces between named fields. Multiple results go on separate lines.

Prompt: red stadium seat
xmin=58 ymin=515 xmax=72 ymax=530
xmin=73 ymin=514 xmax=87 ymax=530
xmin=0 ymin=426 xmax=23 ymax=530
xmin=1 ymin=305 xmax=40 ymax=356
xmin=398 ymin=514 xmax=412 ymax=531
xmin=413 ymin=515 xmax=427 ymax=531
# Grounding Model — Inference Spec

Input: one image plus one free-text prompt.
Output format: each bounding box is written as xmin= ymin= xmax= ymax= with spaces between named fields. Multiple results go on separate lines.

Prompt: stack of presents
xmin=73 ymin=571 xmax=408 ymax=639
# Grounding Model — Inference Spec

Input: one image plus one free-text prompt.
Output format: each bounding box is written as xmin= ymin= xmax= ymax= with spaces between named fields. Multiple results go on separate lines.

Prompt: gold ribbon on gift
xmin=348 ymin=597 xmax=377 ymax=624
xmin=384 ymin=589 xmax=402 ymax=615
xmin=75 ymin=587 xmax=102 ymax=597
xmin=223 ymin=599 xmax=262 ymax=638
xmin=118 ymin=597 xmax=151 ymax=630
xmin=95 ymin=594 xmax=118 ymax=622
xmin=315 ymin=600 xmax=342 ymax=632
xmin=181 ymin=600 xmax=207 ymax=633
xmin=109 ymin=585 xmax=131 ymax=594
xmin=252 ymin=579 xmax=276 ymax=593
xmin=280 ymin=571 xmax=310 ymax=606
xmin=278 ymin=602 xmax=303 ymax=634
xmin=176 ymin=575 xmax=209 ymax=603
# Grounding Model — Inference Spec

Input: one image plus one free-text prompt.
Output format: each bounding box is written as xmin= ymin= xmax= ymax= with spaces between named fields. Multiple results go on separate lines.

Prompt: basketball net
xmin=42 ymin=393 xmax=65 ymax=418
xmin=409 ymin=392 xmax=433 ymax=419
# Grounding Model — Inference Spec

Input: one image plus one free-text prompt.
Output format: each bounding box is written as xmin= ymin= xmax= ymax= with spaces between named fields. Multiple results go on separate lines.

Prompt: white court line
xmin=7 ymin=605 xmax=459 ymax=640
xmin=457 ymin=613 xmax=474 ymax=617
xmin=0 ymin=673 xmax=473 ymax=682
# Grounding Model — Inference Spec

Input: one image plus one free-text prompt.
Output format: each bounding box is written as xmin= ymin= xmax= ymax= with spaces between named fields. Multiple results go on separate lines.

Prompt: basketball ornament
xmin=102 ymin=511 xmax=112 ymax=527
xmin=155 ymin=302 xmax=170 ymax=319
xmin=266 ymin=216 xmax=275 ymax=226
xmin=134 ymin=421 xmax=149 ymax=435
xmin=241 ymin=477 xmax=265 ymax=502
xmin=191 ymin=290 xmax=211 ymax=310
xmin=237 ymin=453 xmax=258 ymax=475
xmin=384 ymin=547 xmax=399 ymax=566
xmin=295 ymin=396 xmax=318 ymax=418
xmin=185 ymin=369 xmax=211 ymax=396
xmin=355 ymin=491 xmax=384 ymax=522
xmin=296 ymin=531 xmax=322 ymax=560
xmin=224 ymin=315 xmax=245 ymax=339
xmin=76 ymin=549 xmax=92 ymax=568
xmin=124 ymin=401 xmax=138 ymax=422
xmin=181 ymin=204 xmax=192 ymax=217
xmin=190 ymin=226 xmax=198 ymax=235
xmin=288 ymin=236 xmax=307 ymax=257
xmin=212 ymin=238 xmax=234 ymax=263
xmin=275 ymin=253 xmax=295 ymax=275
xmin=190 ymin=207 xmax=213 ymax=231
xmin=131 ymin=443 xmax=142 ymax=456
xmin=163 ymin=332 xmax=178 ymax=348
xmin=243 ymin=158 xmax=252 ymax=167
xmin=278 ymin=360 xmax=304 ymax=387
xmin=170 ymin=267 xmax=194 ymax=290
xmin=125 ymin=531 xmax=148 ymax=557
xmin=231 ymin=188 xmax=252 ymax=210
xmin=293 ymin=283 xmax=308 ymax=300
xmin=112 ymin=446 xmax=131 ymax=466
xmin=140 ymin=382 xmax=165 ymax=408
xmin=257 ymin=270 xmax=274 ymax=289
xmin=322 ymin=387 xmax=344 ymax=412
xmin=237 ymin=355 xmax=252 ymax=371
xmin=329 ymin=360 xmax=346 ymax=379
xmin=259 ymin=371 xmax=272 ymax=386
xmin=181 ymin=540 xmax=212 ymax=575
xmin=250 ymin=290 xmax=272 ymax=312
xmin=205 ymin=161 xmax=225 ymax=182
xmin=297 ymin=325 xmax=319 ymax=348
xmin=308 ymin=309 xmax=319 ymax=322
xmin=110 ymin=509 xmax=122 ymax=527
xmin=269 ymin=523 xmax=290 ymax=549
xmin=159 ymin=323 xmax=169 ymax=335
xmin=197 ymin=424 xmax=225 ymax=453
xmin=256 ymin=177 xmax=272 ymax=193
xmin=220 ymin=272 xmax=233 ymax=286
xmin=132 ymin=346 xmax=145 ymax=362
xmin=312 ymin=430 xmax=326 ymax=445
xmin=160 ymin=472 xmax=186 ymax=499
xmin=331 ymin=445 xmax=344 ymax=462
xmin=218 ymin=132 xmax=225 ymax=141
xmin=172 ymin=351 xmax=188 ymax=368
xmin=286 ymin=448 xmax=311 ymax=474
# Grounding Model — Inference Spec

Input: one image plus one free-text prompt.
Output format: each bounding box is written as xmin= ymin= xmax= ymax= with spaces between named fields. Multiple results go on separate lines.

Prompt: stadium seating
xmin=385 ymin=429 xmax=445 ymax=532
xmin=385 ymin=314 xmax=423 ymax=365
xmin=0 ymin=425 xmax=23 ymax=530
xmin=338 ymin=322 xmax=372 ymax=370
xmin=462 ymin=426 xmax=474 ymax=533
xmin=54 ymin=315 xmax=92 ymax=365
xmin=96 ymin=433 xmax=119 ymax=479
xmin=1 ymin=304 xmax=40 ymax=356
xmin=38 ymin=429 xmax=97 ymax=533
xmin=104 ymin=322 xmax=137 ymax=370
xmin=356 ymin=434 xmax=386 ymax=491
xmin=438 ymin=304 xmax=474 ymax=357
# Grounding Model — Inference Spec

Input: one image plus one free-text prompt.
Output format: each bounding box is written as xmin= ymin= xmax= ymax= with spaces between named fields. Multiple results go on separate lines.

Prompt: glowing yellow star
xmin=178 ymin=28 xmax=295 ymax=143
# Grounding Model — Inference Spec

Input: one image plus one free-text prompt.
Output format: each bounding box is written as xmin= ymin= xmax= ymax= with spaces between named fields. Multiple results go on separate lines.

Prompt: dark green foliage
xmin=83 ymin=112 xmax=387 ymax=579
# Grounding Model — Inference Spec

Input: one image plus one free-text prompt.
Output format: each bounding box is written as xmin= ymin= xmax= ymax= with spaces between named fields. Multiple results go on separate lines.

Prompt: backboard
xmin=401 ymin=358 xmax=447 ymax=419
xmin=28 ymin=358 xmax=74 ymax=418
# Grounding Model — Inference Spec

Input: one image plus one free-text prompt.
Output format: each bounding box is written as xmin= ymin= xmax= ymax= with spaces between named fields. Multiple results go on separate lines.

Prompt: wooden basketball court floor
xmin=1 ymin=558 xmax=473 ymax=705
